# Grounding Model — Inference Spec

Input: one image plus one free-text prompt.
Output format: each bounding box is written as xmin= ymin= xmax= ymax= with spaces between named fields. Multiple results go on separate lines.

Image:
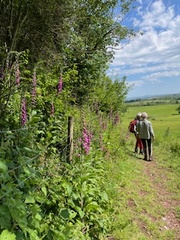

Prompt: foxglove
xmin=82 ymin=125 xmax=93 ymax=154
xmin=57 ymin=74 xmax=63 ymax=94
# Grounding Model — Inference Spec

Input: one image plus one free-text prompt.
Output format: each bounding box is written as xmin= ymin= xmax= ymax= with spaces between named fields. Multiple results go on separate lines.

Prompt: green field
xmin=109 ymin=103 xmax=180 ymax=239
xmin=122 ymin=104 xmax=180 ymax=139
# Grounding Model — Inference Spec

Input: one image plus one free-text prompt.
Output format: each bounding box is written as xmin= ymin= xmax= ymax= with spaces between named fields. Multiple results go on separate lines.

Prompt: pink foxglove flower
xmin=82 ymin=124 xmax=93 ymax=154
xmin=21 ymin=98 xmax=27 ymax=126
xmin=57 ymin=74 xmax=63 ymax=94
xmin=113 ymin=114 xmax=120 ymax=125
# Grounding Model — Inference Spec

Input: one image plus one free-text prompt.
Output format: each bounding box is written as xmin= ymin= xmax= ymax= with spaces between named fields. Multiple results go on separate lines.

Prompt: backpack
xmin=129 ymin=119 xmax=137 ymax=133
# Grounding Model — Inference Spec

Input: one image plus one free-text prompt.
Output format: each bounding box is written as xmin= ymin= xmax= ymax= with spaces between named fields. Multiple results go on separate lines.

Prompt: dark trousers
xmin=141 ymin=138 xmax=152 ymax=160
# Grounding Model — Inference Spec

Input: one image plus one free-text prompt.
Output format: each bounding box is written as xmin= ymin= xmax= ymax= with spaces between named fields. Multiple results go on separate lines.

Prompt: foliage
xmin=176 ymin=105 xmax=180 ymax=114
xmin=0 ymin=0 xmax=136 ymax=239
xmin=0 ymin=0 xmax=135 ymax=104
xmin=0 ymin=108 xmax=111 ymax=239
xmin=0 ymin=60 xmax=123 ymax=238
xmin=90 ymin=76 xmax=128 ymax=114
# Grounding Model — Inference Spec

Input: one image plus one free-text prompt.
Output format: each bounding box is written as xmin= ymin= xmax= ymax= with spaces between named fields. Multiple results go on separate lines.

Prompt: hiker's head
xmin=136 ymin=112 xmax=142 ymax=120
xmin=141 ymin=112 xmax=148 ymax=119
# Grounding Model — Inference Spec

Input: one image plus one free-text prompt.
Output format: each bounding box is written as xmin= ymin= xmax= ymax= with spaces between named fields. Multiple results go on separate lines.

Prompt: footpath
xmin=139 ymin=158 xmax=180 ymax=239
xmin=107 ymin=144 xmax=180 ymax=240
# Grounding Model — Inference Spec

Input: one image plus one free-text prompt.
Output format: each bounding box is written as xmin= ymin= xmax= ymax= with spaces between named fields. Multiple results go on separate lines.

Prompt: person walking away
xmin=137 ymin=112 xmax=155 ymax=161
xmin=128 ymin=113 xmax=143 ymax=154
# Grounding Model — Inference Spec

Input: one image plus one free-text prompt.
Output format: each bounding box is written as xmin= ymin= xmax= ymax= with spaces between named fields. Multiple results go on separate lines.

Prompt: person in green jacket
xmin=137 ymin=112 xmax=155 ymax=161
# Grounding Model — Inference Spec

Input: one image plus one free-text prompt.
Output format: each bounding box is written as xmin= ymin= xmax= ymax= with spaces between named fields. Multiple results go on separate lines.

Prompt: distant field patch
xmin=122 ymin=104 xmax=180 ymax=139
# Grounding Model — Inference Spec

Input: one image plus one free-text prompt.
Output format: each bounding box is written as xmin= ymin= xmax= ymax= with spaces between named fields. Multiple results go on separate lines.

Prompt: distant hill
xmin=126 ymin=93 xmax=180 ymax=102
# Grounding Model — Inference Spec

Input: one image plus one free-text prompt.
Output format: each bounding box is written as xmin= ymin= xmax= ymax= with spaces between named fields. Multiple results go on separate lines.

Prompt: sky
xmin=108 ymin=0 xmax=180 ymax=99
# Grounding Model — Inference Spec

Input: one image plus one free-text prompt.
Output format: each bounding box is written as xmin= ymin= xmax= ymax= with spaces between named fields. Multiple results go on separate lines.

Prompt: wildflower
xmin=113 ymin=114 xmax=120 ymax=125
xmin=21 ymin=98 xmax=27 ymax=126
xmin=57 ymin=73 xmax=63 ymax=94
xmin=82 ymin=125 xmax=93 ymax=154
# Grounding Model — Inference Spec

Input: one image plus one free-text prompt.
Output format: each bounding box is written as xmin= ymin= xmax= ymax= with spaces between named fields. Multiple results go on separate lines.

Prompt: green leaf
xmin=7 ymin=199 xmax=27 ymax=228
xmin=25 ymin=195 xmax=35 ymax=203
xmin=23 ymin=147 xmax=33 ymax=152
xmin=75 ymin=207 xmax=85 ymax=219
xmin=85 ymin=201 xmax=99 ymax=211
xmin=69 ymin=210 xmax=77 ymax=219
xmin=101 ymin=191 xmax=109 ymax=203
xmin=0 ymin=161 xmax=8 ymax=172
xmin=0 ymin=230 xmax=16 ymax=240
xmin=60 ymin=208 xmax=70 ymax=219
xmin=35 ymin=213 xmax=42 ymax=221
xmin=0 ymin=205 xmax=11 ymax=229
xmin=41 ymin=186 xmax=47 ymax=196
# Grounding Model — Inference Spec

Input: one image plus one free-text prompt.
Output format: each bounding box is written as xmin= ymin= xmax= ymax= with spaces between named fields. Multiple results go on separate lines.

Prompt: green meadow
xmin=107 ymin=103 xmax=180 ymax=239
xmin=122 ymin=104 xmax=180 ymax=139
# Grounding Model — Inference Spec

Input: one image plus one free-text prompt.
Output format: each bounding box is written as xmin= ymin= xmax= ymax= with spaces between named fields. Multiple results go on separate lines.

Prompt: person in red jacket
xmin=128 ymin=113 xmax=143 ymax=154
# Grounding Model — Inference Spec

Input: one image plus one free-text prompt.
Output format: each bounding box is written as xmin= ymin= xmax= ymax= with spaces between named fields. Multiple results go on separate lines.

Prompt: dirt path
xmin=139 ymin=159 xmax=180 ymax=239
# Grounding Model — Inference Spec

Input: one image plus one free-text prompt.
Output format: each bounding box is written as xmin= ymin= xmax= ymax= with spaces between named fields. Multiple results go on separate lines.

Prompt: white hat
xmin=141 ymin=112 xmax=148 ymax=119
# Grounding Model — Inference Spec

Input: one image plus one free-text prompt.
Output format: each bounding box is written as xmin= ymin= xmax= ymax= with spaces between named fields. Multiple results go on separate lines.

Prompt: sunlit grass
xmin=122 ymin=104 xmax=180 ymax=138
xmin=105 ymin=103 xmax=180 ymax=240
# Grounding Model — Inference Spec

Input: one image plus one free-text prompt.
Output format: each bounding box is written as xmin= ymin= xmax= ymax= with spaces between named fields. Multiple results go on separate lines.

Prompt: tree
xmin=0 ymin=0 xmax=135 ymax=105
xmin=176 ymin=105 xmax=180 ymax=114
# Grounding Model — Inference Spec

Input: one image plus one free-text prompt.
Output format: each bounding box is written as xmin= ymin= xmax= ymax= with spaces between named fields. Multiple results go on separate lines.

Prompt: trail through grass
xmin=105 ymin=136 xmax=180 ymax=240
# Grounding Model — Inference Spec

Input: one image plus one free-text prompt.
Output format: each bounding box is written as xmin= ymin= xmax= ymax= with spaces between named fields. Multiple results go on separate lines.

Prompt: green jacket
xmin=137 ymin=119 xmax=154 ymax=139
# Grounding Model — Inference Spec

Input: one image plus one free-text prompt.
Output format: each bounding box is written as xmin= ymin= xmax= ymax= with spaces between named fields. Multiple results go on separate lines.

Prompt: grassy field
xmin=121 ymin=104 xmax=180 ymax=139
xmin=105 ymin=103 xmax=180 ymax=239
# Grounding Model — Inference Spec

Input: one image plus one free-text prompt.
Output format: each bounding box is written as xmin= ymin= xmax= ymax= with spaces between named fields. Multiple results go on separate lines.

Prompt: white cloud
xmin=135 ymin=0 xmax=174 ymax=30
xmin=110 ymin=0 xmax=180 ymax=86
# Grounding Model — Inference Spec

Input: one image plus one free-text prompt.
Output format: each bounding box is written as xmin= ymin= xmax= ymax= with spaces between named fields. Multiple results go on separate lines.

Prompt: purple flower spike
xmin=15 ymin=64 xmax=20 ymax=86
xmin=82 ymin=125 xmax=93 ymax=154
xmin=57 ymin=74 xmax=63 ymax=94
xmin=21 ymin=98 xmax=27 ymax=126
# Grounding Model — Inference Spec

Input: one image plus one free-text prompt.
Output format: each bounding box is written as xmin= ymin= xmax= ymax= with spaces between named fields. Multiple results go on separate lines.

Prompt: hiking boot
xmin=139 ymin=149 xmax=144 ymax=154
xmin=134 ymin=148 xmax=138 ymax=153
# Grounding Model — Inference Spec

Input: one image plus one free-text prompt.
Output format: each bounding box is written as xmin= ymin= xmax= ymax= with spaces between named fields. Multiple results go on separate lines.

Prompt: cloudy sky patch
xmin=109 ymin=0 xmax=180 ymax=99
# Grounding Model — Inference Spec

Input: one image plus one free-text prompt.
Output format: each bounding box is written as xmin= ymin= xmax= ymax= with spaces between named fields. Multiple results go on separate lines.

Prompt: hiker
xmin=128 ymin=113 xmax=143 ymax=154
xmin=136 ymin=112 xmax=155 ymax=161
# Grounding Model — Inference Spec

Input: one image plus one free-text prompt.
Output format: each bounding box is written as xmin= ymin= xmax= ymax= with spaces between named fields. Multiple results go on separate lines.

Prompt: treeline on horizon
xmin=126 ymin=93 xmax=180 ymax=104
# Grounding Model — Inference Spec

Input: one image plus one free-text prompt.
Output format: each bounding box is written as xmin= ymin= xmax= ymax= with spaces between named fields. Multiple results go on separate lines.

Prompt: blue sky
xmin=108 ymin=0 xmax=180 ymax=99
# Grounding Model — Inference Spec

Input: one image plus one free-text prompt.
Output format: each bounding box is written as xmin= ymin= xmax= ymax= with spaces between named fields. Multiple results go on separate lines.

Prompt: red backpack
xmin=129 ymin=119 xmax=137 ymax=133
